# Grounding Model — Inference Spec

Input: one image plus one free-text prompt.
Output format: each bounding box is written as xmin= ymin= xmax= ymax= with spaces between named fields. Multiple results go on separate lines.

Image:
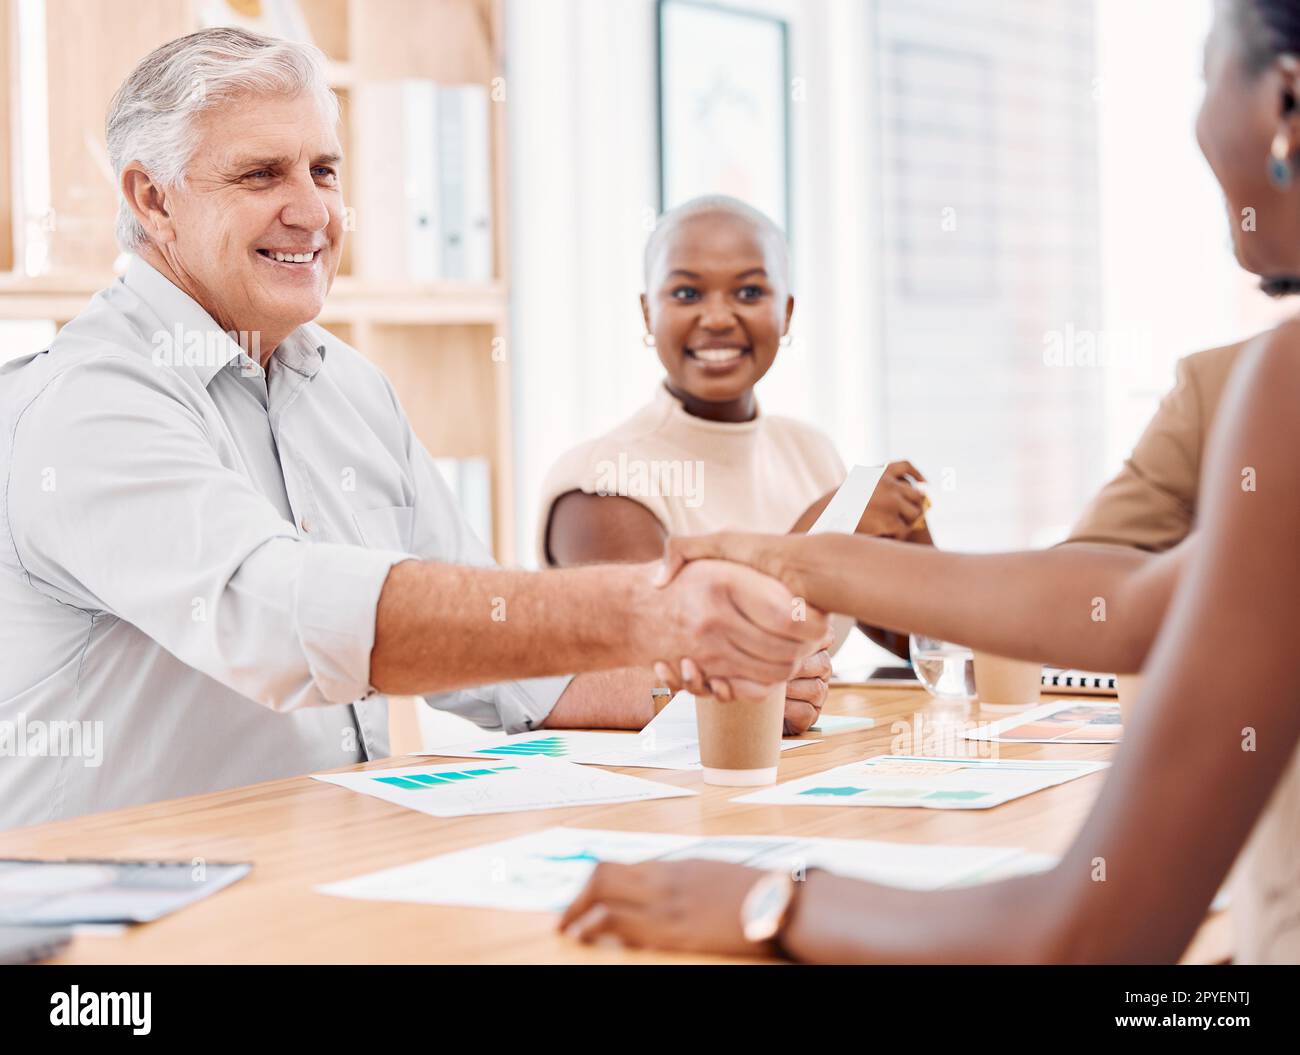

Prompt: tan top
xmin=538 ymin=383 xmax=847 ymax=565
xmin=1066 ymin=340 xmax=1243 ymax=551
xmin=1065 ymin=334 xmax=1300 ymax=962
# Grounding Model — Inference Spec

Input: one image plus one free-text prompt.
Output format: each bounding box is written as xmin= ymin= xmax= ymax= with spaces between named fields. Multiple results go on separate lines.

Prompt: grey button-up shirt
xmin=0 ymin=257 xmax=569 ymax=829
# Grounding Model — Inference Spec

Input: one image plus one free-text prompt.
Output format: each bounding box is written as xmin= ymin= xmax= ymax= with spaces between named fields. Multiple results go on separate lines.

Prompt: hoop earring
xmin=1270 ymin=130 xmax=1293 ymax=188
xmin=642 ymin=333 xmax=656 ymax=347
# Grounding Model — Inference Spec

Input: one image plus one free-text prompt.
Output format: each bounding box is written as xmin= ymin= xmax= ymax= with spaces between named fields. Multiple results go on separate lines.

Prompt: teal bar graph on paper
xmin=374 ymin=776 xmax=425 ymax=790
xmin=478 ymin=736 xmax=569 ymax=757
xmin=372 ymin=765 xmax=519 ymax=790
xmin=800 ymin=786 xmax=865 ymax=798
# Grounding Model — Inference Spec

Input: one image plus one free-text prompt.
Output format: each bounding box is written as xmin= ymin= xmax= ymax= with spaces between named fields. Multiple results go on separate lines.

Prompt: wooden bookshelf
xmin=0 ymin=0 xmax=516 ymax=561
xmin=0 ymin=0 xmax=13 ymax=275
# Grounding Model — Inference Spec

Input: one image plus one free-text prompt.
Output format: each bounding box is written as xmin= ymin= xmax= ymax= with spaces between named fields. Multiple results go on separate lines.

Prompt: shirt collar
xmin=122 ymin=255 xmax=326 ymax=388
xmin=274 ymin=328 xmax=327 ymax=380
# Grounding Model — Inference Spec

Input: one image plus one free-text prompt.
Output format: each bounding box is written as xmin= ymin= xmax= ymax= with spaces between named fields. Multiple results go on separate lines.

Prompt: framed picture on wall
xmin=656 ymin=0 xmax=791 ymax=233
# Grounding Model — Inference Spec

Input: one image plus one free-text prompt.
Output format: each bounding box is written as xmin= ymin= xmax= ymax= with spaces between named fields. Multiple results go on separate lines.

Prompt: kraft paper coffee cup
xmin=1116 ymin=674 xmax=1143 ymax=727
xmin=695 ymin=685 xmax=785 ymax=786
xmin=973 ymin=652 xmax=1042 ymax=707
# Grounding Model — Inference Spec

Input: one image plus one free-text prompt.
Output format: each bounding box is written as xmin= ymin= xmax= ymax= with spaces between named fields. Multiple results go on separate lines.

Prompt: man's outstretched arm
xmin=371 ymin=556 xmax=828 ymax=701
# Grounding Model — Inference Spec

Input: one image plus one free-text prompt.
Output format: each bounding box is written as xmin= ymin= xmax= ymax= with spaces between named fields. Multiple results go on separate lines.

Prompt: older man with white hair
xmin=0 ymin=28 xmax=826 ymax=829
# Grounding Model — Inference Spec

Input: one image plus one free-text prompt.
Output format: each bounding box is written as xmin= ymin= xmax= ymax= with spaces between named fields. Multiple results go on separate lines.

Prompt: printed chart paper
xmin=424 ymin=730 xmax=705 ymax=770
xmin=427 ymin=717 xmax=820 ymax=771
xmin=312 ymin=757 xmax=694 ymax=817
xmin=806 ymin=713 xmax=875 ymax=735
xmin=641 ymin=691 xmax=704 ymax=739
xmin=808 ymin=463 xmax=887 ymax=535
xmin=964 ymin=699 xmax=1122 ymax=744
xmin=732 ymin=754 xmax=1107 ymax=810
xmin=642 ymin=692 xmax=871 ymax=745
xmin=317 ymin=826 xmax=1056 ymax=912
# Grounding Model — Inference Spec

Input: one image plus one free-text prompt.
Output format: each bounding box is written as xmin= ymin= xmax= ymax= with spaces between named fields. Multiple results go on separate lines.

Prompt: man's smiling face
xmin=157 ymin=89 xmax=344 ymax=348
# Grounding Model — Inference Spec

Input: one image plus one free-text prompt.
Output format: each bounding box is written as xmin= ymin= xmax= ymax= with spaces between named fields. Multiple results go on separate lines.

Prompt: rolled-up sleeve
xmin=294 ymin=542 xmax=413 ymax=704
xmin=7 ymin=358 xmax=410 ymax=711
xmin=428 ymin=674 xmax=572 ymax=734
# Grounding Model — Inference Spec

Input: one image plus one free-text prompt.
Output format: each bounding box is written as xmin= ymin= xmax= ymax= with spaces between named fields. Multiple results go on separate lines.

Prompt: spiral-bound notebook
xmin=1039 ymin=668 xmax=1117 ymax=695
xmin=834 ymin=665 xmax=1118 ymax=695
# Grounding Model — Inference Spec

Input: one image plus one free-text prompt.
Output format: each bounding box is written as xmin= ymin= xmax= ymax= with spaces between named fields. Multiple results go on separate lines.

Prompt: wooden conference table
xmin=0 ymin=686 xmax=1231 ymax=964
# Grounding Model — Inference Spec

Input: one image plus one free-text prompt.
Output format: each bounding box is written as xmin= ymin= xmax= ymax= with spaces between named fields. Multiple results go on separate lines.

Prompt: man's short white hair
xmin=643 ymin=195 xmax=790 ymax=289
xmin=106 ymin=27 xmax=338 ymax=251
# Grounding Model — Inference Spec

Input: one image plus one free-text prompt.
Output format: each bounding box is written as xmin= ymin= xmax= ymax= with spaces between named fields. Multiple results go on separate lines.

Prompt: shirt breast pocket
xmin=352 ymin=505 xmax=417 ymax=553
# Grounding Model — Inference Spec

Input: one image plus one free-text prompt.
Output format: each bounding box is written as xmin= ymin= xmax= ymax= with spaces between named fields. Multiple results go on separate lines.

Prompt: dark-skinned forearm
xmin=776 ymin=535 xmax=1178 ymax=672
xmin=857 ymin=623 xmax=910 ymax=660
xmin=780 ymin=870 xmax=1060 ymax=964
xmin=855 ymin=526 xmax=933 ymax=659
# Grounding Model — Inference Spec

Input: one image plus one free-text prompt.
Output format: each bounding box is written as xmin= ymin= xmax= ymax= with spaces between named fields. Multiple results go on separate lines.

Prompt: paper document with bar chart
xmin=313 ymin=757 xmax=694 ymax=817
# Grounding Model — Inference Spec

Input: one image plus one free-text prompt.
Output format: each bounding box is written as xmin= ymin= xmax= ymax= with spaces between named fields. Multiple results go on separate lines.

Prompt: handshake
xmin=627 ymin=533 xmax=829 ymax=733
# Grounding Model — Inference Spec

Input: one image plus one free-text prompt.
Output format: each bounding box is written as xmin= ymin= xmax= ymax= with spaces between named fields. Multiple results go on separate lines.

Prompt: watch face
xmin=742 ymin=872 xmax=794 ymax=943
xmin=752 ymin=880 xmax=787 ymax=917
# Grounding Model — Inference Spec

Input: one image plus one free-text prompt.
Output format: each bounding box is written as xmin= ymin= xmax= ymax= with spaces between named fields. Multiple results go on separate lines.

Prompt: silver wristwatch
xmin=741 ymin=869 xmax=802 ymax=946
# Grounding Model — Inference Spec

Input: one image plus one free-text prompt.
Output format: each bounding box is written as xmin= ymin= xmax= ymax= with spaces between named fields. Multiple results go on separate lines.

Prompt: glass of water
xmin=909 ymin=634 xmax=976 ymax=702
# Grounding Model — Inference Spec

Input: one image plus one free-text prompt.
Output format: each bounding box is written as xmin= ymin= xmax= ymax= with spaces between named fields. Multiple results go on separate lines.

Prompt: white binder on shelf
xmin=401 ymin=81 xmax=441 ymax=283
xmin=437 ymin=85 xmax=493 ymax=281
xmin=352 ymin=80 xmax=441 ymax=283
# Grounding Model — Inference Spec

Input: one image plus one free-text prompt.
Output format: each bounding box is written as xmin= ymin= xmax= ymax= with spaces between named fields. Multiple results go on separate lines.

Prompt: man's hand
xmin=638 ymin=558 xmax=828 ymax=702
